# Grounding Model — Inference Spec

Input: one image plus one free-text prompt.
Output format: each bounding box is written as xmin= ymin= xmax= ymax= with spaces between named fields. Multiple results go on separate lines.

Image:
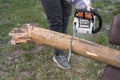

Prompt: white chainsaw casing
xmin=73 ymin=17 xmax=94 ymax=34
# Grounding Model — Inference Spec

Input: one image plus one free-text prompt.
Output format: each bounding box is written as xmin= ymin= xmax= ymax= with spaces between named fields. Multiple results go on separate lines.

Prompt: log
xmin=9 ymin=23 xmax=120 ymax=68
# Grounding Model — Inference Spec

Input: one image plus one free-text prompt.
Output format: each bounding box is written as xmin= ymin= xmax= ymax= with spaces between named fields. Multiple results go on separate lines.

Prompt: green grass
xmin=0 ymin=0 xmax=48 ymax=45
xmin=0 ymin=0 xmax=120 ymax=80
xmin=92 ymin=0 xmax=120 ymax=23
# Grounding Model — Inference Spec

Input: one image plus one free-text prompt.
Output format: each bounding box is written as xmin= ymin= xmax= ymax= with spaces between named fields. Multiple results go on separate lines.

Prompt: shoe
xmin=53 ymin=55 xmax=71 ymax=69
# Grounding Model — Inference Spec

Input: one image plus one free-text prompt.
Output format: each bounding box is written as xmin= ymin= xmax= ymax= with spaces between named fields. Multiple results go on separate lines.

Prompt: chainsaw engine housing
xmin=73 ymin=9 xmax=102 ymax=34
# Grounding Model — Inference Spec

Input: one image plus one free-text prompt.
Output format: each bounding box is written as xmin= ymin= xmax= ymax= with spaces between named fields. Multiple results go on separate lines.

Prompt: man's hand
xmin=72 ymin=0 xmax=92 ymax=10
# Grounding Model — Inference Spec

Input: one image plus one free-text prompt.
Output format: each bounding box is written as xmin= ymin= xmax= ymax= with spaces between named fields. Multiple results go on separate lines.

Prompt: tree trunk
xmin=9 ymin=23 xmax=120 ymax=68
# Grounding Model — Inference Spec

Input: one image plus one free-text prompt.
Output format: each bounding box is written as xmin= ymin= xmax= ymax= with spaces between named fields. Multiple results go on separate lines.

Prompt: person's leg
xmin=41 ymin=0 xmax=71 ymax=69
xmin=41 ymin=0 xmax=64 ymax=56
xmin=61 ymin=1 xmax=72 ymax=33
xmin=54 ymin=1 xmax=72 ymax=55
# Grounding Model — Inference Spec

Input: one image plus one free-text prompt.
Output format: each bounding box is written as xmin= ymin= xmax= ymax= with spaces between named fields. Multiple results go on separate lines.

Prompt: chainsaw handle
xmin=91 ymin=9 xmax=102 ymax=34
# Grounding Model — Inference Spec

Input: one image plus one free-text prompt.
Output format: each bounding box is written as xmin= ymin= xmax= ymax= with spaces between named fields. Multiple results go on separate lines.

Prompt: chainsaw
xmin=68 ymin=9 xmax=102 ymax=61
xmin=67 ymin=0 xmax=102 ymax=61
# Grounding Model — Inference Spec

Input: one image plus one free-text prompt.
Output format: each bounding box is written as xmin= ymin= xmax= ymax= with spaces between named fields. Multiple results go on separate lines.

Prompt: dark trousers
xmin=41 ymin=0 xmax=72 ymax=55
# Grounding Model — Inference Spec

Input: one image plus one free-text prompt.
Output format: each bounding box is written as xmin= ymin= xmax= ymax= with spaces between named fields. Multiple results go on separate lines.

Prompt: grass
xmin=0 ymin=0 xmax=48 ymax=44
xmin=0 ymin=0 xmax=120 ymax=80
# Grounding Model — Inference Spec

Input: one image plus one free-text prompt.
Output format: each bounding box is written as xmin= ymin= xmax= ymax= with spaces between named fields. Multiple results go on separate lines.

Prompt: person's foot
xmin=53 ymin=55 xmax=71 ymax=69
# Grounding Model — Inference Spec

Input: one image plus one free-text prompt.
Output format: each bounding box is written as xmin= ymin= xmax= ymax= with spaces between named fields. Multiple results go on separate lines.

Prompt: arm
xmin=66 ymin=0 xmax=92 ymax=10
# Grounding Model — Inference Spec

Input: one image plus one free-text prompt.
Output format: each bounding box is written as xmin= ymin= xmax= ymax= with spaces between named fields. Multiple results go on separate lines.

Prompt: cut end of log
xmin=9 ymin=23 xmax=37 ymax=44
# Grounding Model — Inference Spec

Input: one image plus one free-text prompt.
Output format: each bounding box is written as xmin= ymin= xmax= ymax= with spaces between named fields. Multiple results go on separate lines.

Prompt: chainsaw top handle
xmin=74 ymin=9 xmax=102 ymax=34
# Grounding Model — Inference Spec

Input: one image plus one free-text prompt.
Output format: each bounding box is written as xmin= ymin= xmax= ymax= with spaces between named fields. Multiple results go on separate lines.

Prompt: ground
xmin=0 ymin=44 xmax=106 ymax=80
xmin=0 ymin=0 xmax=120 ymax=80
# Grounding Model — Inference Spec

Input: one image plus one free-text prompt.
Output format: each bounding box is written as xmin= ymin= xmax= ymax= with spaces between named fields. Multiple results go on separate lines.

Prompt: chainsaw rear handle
xmin=91 ymin=9 xmax=102 ymax=34
xmin=74 ymin=9 xmax=102 ymax=34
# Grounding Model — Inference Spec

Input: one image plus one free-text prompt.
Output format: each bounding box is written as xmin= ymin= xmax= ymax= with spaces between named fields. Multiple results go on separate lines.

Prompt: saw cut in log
xmin=9 ymin=23 xmax=120 ymax=68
